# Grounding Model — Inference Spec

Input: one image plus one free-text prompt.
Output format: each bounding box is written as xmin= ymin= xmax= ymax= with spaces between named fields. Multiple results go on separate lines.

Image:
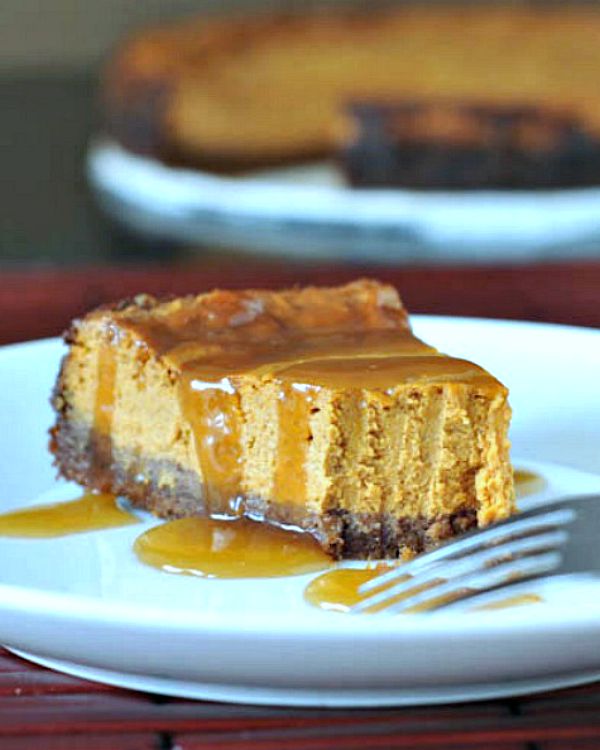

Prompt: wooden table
xmin=2 ymin=647 xmax=600 ymax=749
xmin=1 ymin=259 xmax=600 ymax=749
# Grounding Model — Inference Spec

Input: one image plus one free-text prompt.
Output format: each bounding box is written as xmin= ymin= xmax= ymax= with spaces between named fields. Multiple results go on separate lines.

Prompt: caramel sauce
xmin=134 ymin=516 xmax=332 ymax=578
xmin=0 ymin=493 xmax=139 ymax=538
xmin=110 ymin=296 xmax=502 ymax=515
xmin=304 ymin=567 xmax=446 ymax=613
xmin=277 ymin=354 xmax=497 ymax=391
xmin=179 ymin=374 xmax=244 ymax=513
xmin=304 ymin=567 xmax=397 ymax=613
xmin=514 ymin=469 xmax=547 ymax=499
xmin=169 ymin=330 xmax=460 ymax=513
xmin=304 ymin=568 xmax=543 ymax=614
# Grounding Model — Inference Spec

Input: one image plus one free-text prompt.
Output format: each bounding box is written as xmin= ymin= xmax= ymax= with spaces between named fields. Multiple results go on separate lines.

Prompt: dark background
xmin=1 ymin=0 xmax=382 ymax=267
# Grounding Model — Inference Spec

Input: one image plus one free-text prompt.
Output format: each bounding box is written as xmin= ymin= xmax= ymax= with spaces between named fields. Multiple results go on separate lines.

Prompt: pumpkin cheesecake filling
xmin=50 ymin=280 xmax=514 ymax=559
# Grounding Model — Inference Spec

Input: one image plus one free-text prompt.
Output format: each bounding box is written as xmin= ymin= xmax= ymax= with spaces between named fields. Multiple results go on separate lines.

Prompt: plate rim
xmin=90 ymin=138 xmax=600 ymax=207
xmin=87 ymin=139 xmax=600 ymax=259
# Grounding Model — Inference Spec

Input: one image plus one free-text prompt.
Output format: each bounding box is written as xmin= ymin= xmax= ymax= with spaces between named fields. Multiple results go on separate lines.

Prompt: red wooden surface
xmin=1 ymin=259 xmax=600 ymax=346
xmin=1 ymin=260 xmax=599 ymax=748
xmin=1 ymin=649 xmax=600 ymax=749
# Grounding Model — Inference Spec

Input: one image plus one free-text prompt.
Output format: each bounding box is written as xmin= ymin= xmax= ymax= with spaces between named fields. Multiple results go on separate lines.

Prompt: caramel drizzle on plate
xmin=304 ymin=567 xmax=543 ymax=614
xmin=0 ymin=492 xmax=138 ymax=538
xmin=134 ymin=516 xmax=331 ymax=579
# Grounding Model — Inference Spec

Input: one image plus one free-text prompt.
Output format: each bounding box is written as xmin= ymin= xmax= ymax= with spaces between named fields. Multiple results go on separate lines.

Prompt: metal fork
xmin=350 ymin=494 xmax=600 ymax=614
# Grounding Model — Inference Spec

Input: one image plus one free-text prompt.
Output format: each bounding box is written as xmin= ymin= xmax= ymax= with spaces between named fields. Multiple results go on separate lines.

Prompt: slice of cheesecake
xmin=50 ymin=280 xmax=514 ymax=559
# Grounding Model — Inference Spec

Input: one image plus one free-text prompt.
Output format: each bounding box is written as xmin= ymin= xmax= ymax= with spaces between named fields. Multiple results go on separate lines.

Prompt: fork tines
xmin=350 ymin=506 xmax=576 ymax=615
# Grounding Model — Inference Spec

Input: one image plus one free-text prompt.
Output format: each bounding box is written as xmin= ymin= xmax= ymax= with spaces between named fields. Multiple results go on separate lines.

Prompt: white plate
xmin=88 ymin=139 xmax=600 ymax=263
xmin=1 ymin=318 xmax=600 ymax=707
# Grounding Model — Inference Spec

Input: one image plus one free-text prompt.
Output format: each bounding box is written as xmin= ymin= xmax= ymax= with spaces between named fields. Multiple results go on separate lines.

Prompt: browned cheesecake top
xmin=92 ymin=280 xmax=500 ymax=392
xmin=102 ymin=279 xmax=409 ymax=348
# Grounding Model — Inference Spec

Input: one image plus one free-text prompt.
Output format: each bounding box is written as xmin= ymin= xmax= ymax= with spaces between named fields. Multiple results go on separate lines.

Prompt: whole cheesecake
xmin=50 ymin=280 xmax=515 ymax=559
xmin=103 ymin=4 xmax=600 ymax=177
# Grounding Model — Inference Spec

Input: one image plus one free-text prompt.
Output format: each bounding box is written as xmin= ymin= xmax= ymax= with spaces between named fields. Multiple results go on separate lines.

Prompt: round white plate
xmin=88 ymin=139 xmax=600 ymax=263
xmin=1 ymin=317 xmax=600 ymax=707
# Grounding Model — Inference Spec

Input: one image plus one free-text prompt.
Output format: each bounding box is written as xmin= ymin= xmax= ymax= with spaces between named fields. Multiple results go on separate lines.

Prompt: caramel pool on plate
xmin=305 ymin=568 xmax=543 ymax=614
xmin=134 ymin=516 xmax=332 ymax=579
xmin=0 ymin=492 xmax=139 ymax=538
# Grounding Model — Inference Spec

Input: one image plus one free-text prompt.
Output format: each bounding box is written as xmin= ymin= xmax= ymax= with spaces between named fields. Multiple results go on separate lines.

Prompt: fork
xmin=350 ymin=494 xmax=600 ymax=614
